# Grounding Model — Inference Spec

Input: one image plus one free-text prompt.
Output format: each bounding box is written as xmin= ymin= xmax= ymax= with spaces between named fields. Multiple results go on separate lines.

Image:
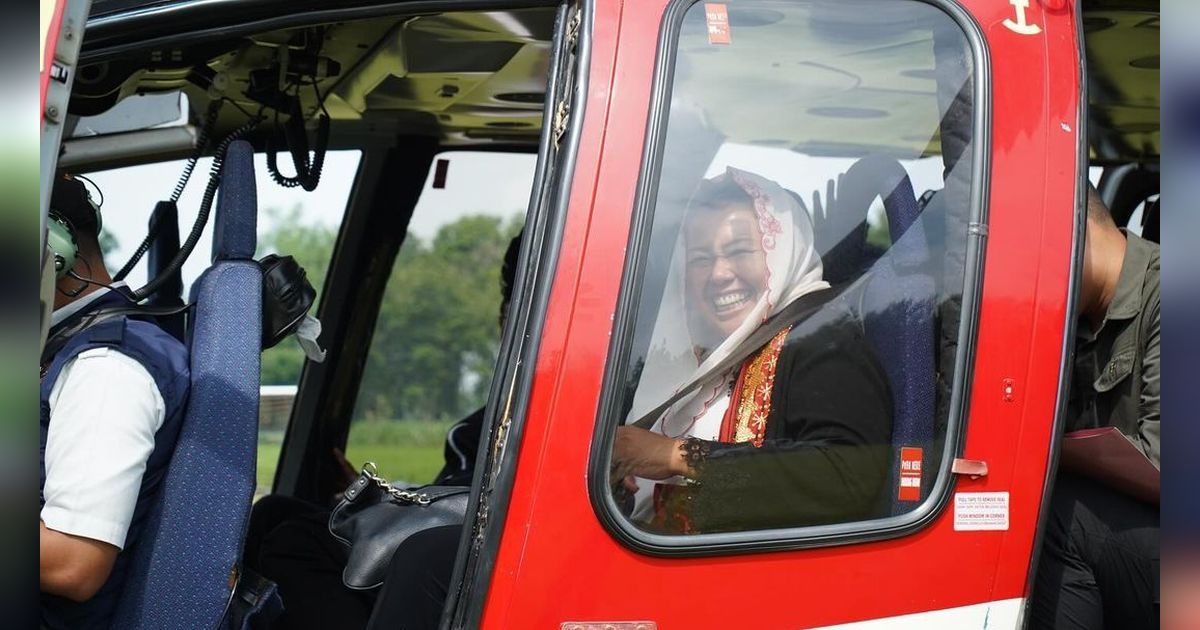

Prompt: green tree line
xmin=258 ymin=205 xmax=523 ymax=423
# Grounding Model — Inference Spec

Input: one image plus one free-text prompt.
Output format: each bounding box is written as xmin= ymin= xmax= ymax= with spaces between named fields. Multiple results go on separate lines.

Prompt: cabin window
xmin=594 ymin=0 xmax=985 ymax=548
xmin=85 ymin=150 xmax=363 ymax=497
xmin=343 ymin=151 xmax=534 ymax=484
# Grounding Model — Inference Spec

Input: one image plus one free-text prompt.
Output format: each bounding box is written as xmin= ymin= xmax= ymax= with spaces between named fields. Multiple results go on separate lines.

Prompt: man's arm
xmin=40 ymin=522 xmax=118 ymax=602
xmin=40 ymin=348 xmax=165 ymax=600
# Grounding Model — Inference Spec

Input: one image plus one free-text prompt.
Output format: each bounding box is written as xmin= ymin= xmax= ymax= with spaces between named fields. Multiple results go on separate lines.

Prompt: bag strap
xmin=629 ymin=288 xmax=833 ymax=429
xmin=350 ymin=462 xmax=469 ymax=506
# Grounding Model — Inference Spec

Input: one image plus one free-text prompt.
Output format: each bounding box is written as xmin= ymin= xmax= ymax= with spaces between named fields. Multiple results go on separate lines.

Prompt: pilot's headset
xmin=46 ymin=175 xmax=103 ymax=280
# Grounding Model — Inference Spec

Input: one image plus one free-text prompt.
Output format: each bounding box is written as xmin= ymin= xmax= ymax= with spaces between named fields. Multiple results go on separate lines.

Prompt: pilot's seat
xmin=112 ymin=141 xmax=264 ymax=628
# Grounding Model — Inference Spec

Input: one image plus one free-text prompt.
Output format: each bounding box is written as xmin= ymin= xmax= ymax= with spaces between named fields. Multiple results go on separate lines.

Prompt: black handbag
xmin=328 ymin=463 xmax=470 ymax=590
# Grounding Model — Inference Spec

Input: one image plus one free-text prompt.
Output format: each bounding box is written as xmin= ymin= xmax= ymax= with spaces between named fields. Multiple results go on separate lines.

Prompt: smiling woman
xmin=610 ymin=168 xmax=892 ymax=534
xmin=682 ymin=179 xmax=773 ymax=348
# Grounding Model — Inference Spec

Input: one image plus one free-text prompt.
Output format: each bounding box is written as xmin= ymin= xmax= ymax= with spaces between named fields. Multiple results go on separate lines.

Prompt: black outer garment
xmin=433 ymin=406 xmax=484 ymax=487
xmin=661 ymin=292 xmax=894 ymax=534
xmin=1028 ymin=473 xmax=1159 ymax=630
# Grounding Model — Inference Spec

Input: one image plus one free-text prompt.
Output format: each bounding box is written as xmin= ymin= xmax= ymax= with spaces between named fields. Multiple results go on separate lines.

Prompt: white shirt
xmin=41 ymin=287 xmax=166 ymax=550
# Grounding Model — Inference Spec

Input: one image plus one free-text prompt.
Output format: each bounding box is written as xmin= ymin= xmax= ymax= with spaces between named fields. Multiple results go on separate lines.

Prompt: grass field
xmin=256 ymin=419 xmax=455 ymax=497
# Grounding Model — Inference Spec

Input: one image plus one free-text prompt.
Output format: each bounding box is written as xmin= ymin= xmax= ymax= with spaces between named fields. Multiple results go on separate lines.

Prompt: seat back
xmin=850 ymin=157 xmax=938 ymax=515
xmin=112 ymin=141 xmax=262 ymax=629
xmin=1141 ymin=197 xmax=1160 ymax=243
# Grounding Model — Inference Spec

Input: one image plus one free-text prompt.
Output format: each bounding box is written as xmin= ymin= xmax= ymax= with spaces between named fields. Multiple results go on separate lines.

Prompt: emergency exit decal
xmin=704 ymin=3 xmax=731 ymax=45
xmin=898 ymin=447 xmax=923 ymax=501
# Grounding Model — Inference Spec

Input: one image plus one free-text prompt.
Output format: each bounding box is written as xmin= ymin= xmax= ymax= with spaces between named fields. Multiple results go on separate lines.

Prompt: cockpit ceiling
xmin=1085 ymin=9 xmax=1160 ymax=164
xmin=329 ymin=10 xmax=555 ymax=141
xmin=71 ymin=8 xmax=558 ymax=147
xmin=73 ymin=2 xmax=1159 ymax=160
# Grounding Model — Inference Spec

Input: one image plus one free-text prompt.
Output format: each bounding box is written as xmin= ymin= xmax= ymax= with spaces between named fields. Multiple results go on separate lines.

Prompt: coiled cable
xmin=265 ymin=79 xmax=329 ymax=192
xmin=113 ymin=99 xmax=223 ymax=282
xmin=131 ymin=113 xmax=263 ymax=301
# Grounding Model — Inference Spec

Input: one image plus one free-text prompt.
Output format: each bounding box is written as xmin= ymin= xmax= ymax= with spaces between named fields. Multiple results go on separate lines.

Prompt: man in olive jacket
xmin=1030 ymin=187 xmax=1160 ymax=630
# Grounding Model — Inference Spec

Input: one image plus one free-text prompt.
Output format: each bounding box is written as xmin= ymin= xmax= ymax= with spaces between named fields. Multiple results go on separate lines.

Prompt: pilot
xmin=39 ymin=175 xmax=191 ymax=628
xmin=1029 ymin=186 xmax=1160 ymax=630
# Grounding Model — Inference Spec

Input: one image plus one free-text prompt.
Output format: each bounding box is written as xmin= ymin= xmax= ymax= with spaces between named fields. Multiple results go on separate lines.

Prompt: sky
xmin=85 ymin=151 xmax=538 ymax=293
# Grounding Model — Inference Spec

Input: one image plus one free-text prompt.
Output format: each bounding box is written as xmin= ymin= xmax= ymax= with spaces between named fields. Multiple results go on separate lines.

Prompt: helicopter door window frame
xmin=586 ymin=0 xmax=994 ymax=556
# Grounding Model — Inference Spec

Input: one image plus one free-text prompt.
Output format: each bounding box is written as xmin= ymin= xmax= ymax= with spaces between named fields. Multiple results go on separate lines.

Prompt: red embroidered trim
xmin=719 ymin=326 xmax=791 ymax=447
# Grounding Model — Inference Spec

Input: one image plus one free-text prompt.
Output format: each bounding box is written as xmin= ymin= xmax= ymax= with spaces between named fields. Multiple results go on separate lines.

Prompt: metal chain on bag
xmin=361 ymin=462 xmax=432 ymax=506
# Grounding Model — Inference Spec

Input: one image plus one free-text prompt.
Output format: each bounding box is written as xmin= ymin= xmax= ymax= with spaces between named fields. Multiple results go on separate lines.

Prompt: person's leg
xmin=1074 ymin=479 xmax=1159 ymax=630
xmin=1030 ymin=473 xmax=1105 ymax=630
xmin=257 ymin=506 xmax=377 ymax=630
xmin=1029 ymin=473 xmax=1159 ymax=630
xmin=365 ymin=525 xmax=464 ymax=630
xmin=243 ymin=495 xmax=327 ymax=573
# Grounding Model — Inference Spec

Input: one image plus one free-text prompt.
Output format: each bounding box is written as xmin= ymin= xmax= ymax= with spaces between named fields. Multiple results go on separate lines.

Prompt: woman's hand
xmin=612 ymin=426 xmax=688 ymax=480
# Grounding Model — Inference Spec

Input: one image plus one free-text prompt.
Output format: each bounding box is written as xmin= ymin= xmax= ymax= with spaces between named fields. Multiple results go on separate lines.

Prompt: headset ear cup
xmin=46 ymin=216 xmax=78 ymax=280
xmin=50 ymin=175 xmax=103 ymax=237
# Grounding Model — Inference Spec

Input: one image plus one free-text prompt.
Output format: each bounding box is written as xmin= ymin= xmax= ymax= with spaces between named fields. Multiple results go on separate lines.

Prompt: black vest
xmin=40 ymin=292 xmax=190 ymax=629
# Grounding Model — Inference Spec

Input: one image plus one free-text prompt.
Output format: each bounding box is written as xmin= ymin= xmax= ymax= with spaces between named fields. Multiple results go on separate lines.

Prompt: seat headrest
xmin=212 ymin=140 xmax=258 ymax=261
xmin=1142 ymin=197 xmax=1160 ymax=244
xmin=835 ymin=155 xmax=921 ymax=240
xmin=834 ymin=155 xmax=925 ymax=269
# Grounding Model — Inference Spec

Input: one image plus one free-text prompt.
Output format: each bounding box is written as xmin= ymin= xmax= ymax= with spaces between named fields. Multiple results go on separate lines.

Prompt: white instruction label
xmin=954 ymin=492 xmax=1010 ymax=531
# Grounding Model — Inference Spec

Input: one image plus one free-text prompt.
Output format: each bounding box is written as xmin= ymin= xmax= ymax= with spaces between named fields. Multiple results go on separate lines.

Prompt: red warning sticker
xmin=898 ymin=446 xmax=923 ymax=502
xmin=704 ymin=3 xmax=731 ymax=45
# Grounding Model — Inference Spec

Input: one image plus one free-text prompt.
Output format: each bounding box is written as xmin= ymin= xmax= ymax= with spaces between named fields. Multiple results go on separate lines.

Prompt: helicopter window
xmin=342 ymin=151 xmax=534 ymax=484
xmin=594 ymin=0 xmax=986 ymax=549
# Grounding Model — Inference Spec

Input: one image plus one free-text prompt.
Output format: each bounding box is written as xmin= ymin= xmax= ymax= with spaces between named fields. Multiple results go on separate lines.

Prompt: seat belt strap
xmin=630 ymin=288 xmax=832 ymax=429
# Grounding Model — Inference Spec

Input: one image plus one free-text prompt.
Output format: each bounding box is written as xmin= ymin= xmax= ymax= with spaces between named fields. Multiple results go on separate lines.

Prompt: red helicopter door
xmin=459 ymin=0 xmax=1083 ymax=627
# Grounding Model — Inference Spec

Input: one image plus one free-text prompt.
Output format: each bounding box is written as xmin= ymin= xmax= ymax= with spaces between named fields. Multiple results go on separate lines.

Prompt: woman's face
xmin=683 ymin=202 xmax=769 ymax=347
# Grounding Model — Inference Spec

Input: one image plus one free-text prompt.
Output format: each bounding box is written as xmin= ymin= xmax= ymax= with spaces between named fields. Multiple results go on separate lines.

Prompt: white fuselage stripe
xmin=809 ymin=598 xmax=1025 ymax=630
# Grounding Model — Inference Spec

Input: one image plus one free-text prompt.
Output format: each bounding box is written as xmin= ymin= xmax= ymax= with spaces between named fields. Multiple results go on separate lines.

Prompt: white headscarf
xmin=628 ymin=166 xmax=830 ymax=441
xmin=627 ymin=167 xmax=828 ymax=520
